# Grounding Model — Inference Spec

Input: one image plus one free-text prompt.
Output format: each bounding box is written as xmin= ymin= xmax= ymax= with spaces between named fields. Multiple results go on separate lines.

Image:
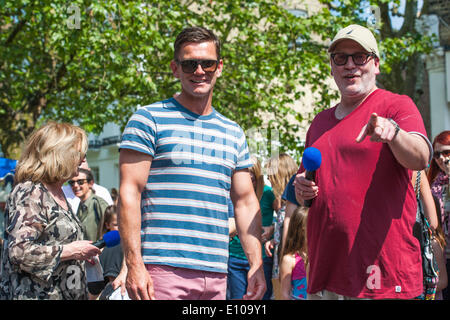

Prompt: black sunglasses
xmin=68 ymin=179 xmax=89 ymax=186
xmin=330 ymin=52 xmax=376 ymax=66
xmin=433 ymin=149 xmax=450 ymax=159
xmin=176 ymin=59 xmax=219 ymax=74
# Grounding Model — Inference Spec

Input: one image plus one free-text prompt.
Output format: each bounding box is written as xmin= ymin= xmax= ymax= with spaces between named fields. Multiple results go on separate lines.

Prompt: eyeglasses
xmin=176 ymin=59 xmax=219 ymax=74
xmin=433 ymin=149 xmax=450 ymax=159
xmin=330 ymin=52 xmax=376 ymax=66
xmin=68 ymin=179 xmax=89 ymax=186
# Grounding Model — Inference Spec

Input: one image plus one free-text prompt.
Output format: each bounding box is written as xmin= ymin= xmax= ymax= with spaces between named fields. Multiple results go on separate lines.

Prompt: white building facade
xmin=426 ymin=48 xmax=450 ymax=138
xmin=86 ymin=122 xmax=122 ymax=191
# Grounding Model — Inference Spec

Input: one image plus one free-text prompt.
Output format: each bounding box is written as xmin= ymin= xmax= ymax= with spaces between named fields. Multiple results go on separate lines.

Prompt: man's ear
xmin=373 ymin=57 xmax=380 ymax=75
xmin=215 ymin=59 xmax=223 ymax=78
xmin=170 ymin=60 xmax=180 ymax=79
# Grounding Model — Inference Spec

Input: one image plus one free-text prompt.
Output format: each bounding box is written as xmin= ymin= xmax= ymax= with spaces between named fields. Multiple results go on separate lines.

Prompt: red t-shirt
xmin=300 ymin=89 xmax=427 ymax=299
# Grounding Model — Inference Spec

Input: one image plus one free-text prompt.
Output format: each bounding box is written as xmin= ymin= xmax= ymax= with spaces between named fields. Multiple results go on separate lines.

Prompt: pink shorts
xmin=145 ymin=264 xmax=227 ymax=300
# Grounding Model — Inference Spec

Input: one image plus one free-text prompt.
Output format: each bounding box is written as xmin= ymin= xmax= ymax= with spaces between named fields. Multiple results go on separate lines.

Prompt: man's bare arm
xmin=231 ymin=169 xmax=266 ymax=300
xmin=118 ymin=149 xmax=154 ymax=300
xmin=356 ymin=113 xmax=430 ymax=170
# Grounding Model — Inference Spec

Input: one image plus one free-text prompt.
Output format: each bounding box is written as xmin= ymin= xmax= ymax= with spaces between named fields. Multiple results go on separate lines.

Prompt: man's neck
xmin=336 ymin=87 xmax=377 ymax=120
xmin=175 ymin=92 xmax=213 ymax=116
xmin=80 ymin=190 xmax=93 ymax=203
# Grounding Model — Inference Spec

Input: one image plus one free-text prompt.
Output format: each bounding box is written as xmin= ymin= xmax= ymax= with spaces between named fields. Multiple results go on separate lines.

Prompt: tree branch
xmin=4 ymin=19 xmax=27 ymax=45
xmin=20 ymin=52 xmax=75 ymax=121
xmin=419 ymin=0 xmax=429 ymax=17
xmin=399 ymin=0 xmax=418 ymax=35
xmin=379 ymin=2 xmax=393 ymax=39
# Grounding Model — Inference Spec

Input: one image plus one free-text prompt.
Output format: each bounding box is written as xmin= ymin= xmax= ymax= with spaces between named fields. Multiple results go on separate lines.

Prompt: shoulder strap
xmin=414 ymin=171 xmax=421 ymax=197
xmin=415 ymin=172 xmax=434 ymax=230
xmin=414 ymin=171 xmax=424 ymax=224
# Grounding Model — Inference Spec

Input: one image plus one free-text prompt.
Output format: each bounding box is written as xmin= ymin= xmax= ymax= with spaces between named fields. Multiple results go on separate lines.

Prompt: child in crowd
xmin=98 ymin=205 xmax=124 ymax=300
xmin=279 ymin=206 xmax=308 ymax=300
xmin=103 ymin=205 xmax=119 ymax=234
xmin=99 ymin=205 xmax=123 ymax=283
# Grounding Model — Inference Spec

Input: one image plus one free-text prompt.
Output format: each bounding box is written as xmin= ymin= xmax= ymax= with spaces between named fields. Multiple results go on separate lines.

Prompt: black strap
xmin=414 ymin=170 xmax=421 ymax=197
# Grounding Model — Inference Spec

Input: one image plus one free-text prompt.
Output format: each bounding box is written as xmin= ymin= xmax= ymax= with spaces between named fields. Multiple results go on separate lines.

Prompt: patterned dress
xmin=430 ymin=171 xmax=450 ymax=259
xmin=0 ymin=181 xmax=88 ymax=300
xmin=291 ymin=253 xmax=307 ymax=300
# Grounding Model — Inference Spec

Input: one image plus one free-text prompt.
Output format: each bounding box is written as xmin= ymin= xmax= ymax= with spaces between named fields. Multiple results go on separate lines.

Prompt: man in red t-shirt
xmin=294 ymin=24 xmax=432 ymax=299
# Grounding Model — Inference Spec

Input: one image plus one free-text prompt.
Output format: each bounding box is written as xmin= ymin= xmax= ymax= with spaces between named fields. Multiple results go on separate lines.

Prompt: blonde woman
xmin=227 ymin=155 xmax=277 ymax=300
xmin=266 ymin=153 xmax=299 ymax=203
xmin=264 ymin=153 xmax=298 ymax=300
xmin=0 ymin=122 xmax=101 ymax=300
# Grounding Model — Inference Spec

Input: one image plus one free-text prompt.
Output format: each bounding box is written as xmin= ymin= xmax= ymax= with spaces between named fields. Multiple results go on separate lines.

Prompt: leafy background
xmin=0 ymin=0 xmax=434 ymax=161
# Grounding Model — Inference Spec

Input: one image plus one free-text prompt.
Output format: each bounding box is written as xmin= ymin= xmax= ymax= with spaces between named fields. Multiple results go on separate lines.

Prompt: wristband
xmin=387 ymin=118 xmax=400 ymax=140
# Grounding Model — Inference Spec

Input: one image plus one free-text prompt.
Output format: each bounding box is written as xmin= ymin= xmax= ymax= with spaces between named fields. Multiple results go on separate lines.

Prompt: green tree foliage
xmin=318 ymin=0 xmax=435 ymax=104
xmin=0 ymin=0 xmax=434 ymax=160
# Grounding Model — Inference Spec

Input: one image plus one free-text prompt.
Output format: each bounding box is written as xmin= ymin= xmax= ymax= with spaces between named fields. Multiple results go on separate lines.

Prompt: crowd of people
xmin=0 ymin=24 xmax=448 ymax=300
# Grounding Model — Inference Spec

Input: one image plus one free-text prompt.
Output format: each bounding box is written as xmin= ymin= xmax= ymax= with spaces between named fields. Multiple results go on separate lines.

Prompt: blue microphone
xmin=93 ymin=230 xmax=121 ymax=249
xmin=302 ymin=147 xmax=322 ymax=208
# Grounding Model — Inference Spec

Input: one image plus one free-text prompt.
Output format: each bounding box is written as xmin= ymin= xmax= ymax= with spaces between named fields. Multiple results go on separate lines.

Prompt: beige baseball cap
xmin=328 ymin=24 xmax=380 ymax=58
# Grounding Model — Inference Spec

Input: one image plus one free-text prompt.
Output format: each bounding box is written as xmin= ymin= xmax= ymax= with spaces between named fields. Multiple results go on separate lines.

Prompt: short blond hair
xmin=266 ymin=153 xmax=298 ymax=199
xmin=15 ymin=121 xmax=88 ymax=184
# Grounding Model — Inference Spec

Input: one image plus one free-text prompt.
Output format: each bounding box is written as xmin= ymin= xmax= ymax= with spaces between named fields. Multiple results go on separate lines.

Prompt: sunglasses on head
xmin=330 ymin=52 xmax=376 ymax=66
xmin=68 ymin=179 xmax=89 ymax=186
xmin=433 ymin=149 xmax=450 ymax=159
xmin=176 ymin=59 xmax=219 ymax=74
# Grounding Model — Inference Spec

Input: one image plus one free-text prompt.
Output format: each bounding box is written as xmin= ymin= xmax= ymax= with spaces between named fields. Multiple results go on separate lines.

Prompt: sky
xmin=359 ymin=0 xmax=424 ymax=31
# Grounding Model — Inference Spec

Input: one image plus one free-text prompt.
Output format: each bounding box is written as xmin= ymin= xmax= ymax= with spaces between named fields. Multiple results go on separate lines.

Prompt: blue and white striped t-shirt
xmin=119 ymin=98 xmax=252 ymax=273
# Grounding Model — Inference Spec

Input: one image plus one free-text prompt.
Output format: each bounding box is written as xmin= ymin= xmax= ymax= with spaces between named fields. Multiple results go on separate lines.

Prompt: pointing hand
xmin=356 ymin=113 xmax=398 ymax=143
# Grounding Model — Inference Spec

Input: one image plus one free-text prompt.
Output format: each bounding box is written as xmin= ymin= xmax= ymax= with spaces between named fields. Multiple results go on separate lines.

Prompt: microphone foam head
xmin=103 ymin=230 xmax=121 ymax=247
xmin=303 ymin=147 xmax=322 ymax=171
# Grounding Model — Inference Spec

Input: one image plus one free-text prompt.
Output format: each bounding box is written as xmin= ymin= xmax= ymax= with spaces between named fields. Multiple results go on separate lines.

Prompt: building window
xmin=288 ymin=9 xmax=308 ymax=49
xmin=289 ymin=9 xmax=308 ymax=18
xmin=90 ymin=167 xmax=100 ymax=184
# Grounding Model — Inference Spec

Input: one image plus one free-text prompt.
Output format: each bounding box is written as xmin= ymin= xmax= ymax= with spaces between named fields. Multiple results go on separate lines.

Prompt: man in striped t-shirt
xmin=114 ymin=27 xmax=266 ymax=300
